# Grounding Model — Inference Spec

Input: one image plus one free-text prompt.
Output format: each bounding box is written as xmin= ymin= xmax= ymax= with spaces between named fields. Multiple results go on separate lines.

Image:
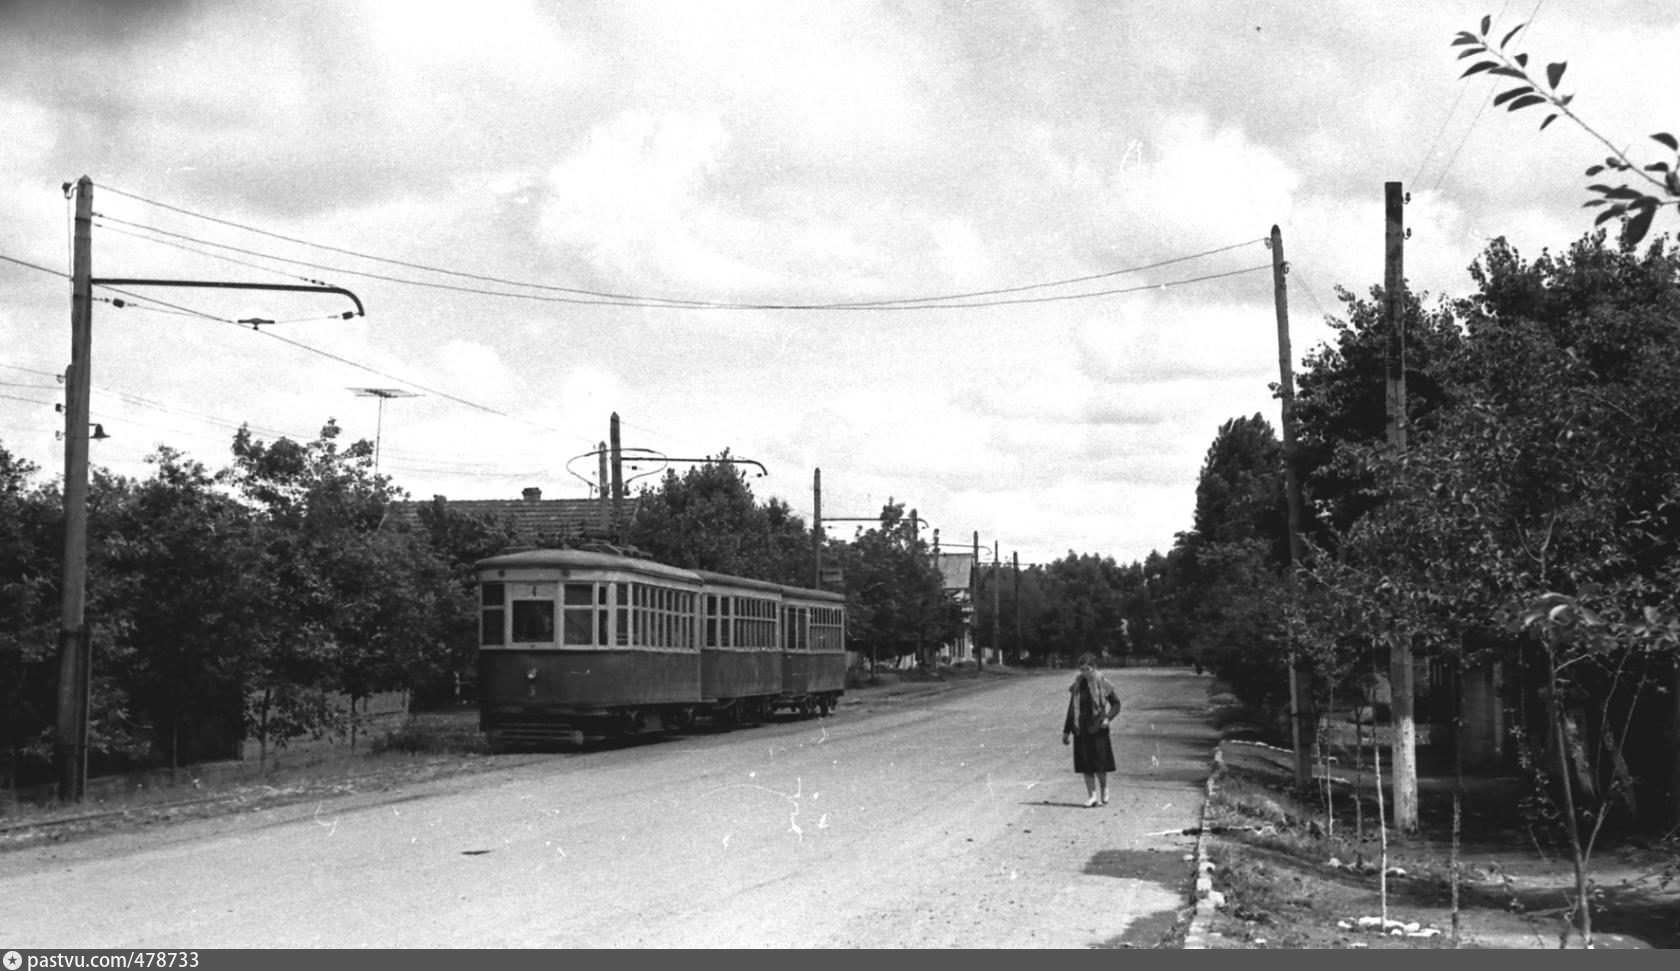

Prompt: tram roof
xmin=475 ymin=547 xmax=700 ymax=583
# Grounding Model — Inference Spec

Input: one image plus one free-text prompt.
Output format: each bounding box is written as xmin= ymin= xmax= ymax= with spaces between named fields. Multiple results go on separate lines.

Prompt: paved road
xmin=0 ymin=668 xmax=1217 ymax=948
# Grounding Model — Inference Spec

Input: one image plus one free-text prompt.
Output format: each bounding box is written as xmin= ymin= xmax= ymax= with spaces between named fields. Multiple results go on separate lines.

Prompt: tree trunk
xmin=1389 ymin=633 xmax=1419 ymax=833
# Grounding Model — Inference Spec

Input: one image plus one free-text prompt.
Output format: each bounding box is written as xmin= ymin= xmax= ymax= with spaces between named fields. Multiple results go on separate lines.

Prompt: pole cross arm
xmin=88 ymin=279 xmax=365 ymax=317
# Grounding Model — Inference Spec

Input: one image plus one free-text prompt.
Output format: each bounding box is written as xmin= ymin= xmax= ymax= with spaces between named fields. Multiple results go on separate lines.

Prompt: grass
xmin=1194 ymin=736 xmax=1680 ymax=949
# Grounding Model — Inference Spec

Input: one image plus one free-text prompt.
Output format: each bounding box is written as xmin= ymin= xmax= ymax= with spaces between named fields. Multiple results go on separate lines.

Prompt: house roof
xmin=381 ymin=493 xmax=629 ymax=544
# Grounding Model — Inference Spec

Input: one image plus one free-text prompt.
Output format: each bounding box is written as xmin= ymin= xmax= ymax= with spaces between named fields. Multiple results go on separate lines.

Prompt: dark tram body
xmin=476 ymin=548 xmax=846 ymax=749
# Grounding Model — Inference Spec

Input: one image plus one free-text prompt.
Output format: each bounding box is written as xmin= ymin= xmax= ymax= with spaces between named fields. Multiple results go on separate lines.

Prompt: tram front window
xmin=511 ymin=600 xmax=555 ymax=643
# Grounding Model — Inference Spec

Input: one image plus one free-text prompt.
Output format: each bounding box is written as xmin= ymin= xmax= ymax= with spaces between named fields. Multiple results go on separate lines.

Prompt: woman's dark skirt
xmin=1071 ymin=731 xmax=1116 ymax=774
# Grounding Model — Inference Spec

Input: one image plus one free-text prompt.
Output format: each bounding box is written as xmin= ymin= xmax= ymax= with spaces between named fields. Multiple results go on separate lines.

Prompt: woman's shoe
xmin=1100 ymin=793 xmax=1109 ymax=806
xmin=1084 ymin=795 xmax=1099 ymax=808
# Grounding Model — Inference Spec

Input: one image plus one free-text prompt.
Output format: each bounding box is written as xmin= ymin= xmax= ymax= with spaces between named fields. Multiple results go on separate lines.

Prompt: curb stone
xmin=1181 ymin=744 xmax=1225 ymax=949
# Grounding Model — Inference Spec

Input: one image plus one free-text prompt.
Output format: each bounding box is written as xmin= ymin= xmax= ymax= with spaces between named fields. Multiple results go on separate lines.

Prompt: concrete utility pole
xmin=596 ymin=441 xmax=610 ymax=531
xmin=812 ymin=468 xmax=823 ymax=588
xmin=992 ymin=540 xmax=999 ymax=669
xmin=609 ymin=412 xmax=625 ymax=543
xmin=1385 ymin=181 xmax=1419 ymax=833
xmin=1272 ymin=225 xmax=1312 ymax=789
xmin=1013 ymin=551 xmax=1021 ymax=663
xmin=55 ymin=176 xmax=94 ymax=803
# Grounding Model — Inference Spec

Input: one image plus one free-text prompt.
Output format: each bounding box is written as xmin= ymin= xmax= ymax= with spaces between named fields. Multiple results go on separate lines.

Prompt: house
xmin=933 ymin=551 xmax=976 ymax=663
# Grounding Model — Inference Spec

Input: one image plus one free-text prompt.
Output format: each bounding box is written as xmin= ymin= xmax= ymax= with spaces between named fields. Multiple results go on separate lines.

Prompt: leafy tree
xmin=1453 ymin=15 xmax=1680 ymax=245
xmin=411 ymin=498 xmax=522 ymax=707
xmin=829 ymin=501 xmax=958 ymax=670
xmin=0 ymin=445 xmax=60 ymax=787
xmin=625 ymin=451 xmax=812 ymax=585
xmin=102 ymin=447 xmax=268 ymax=769
xmin=224 ymin=420 xmax=448 ymax=752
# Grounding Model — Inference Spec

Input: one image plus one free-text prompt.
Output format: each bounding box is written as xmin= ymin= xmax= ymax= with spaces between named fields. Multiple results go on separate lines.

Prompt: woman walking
xmin=1062 ymin=653 xmax=1121 ymax=807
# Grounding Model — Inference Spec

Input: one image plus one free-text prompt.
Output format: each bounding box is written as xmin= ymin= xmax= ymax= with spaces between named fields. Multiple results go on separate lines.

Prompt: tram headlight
xmin=526 ymin=667 xmax=538 ymax=681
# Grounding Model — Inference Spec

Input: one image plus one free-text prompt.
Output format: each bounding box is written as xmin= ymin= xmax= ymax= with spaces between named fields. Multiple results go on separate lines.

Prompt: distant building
xmin=933 ymin=551 xmax=976 ymax=663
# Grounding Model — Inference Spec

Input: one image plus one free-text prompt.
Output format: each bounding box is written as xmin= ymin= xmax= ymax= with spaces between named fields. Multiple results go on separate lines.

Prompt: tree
xmin=0 ymin=445 xmax=60 ymax=788
xmin=103 ymin=447 xmax=268 ymax=770
xmin=829 ymin=501 xmax=957 ymax=670
xmin=625 ymin=451 xmax=812 ymax=585
xmin=1453 ymin=15 xmax=1680 ymax=246
xmin=224 ymin=420 xmax=449 ymax=752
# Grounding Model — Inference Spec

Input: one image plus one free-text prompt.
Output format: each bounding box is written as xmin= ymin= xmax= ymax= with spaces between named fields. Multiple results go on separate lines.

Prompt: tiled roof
xmin=381 ymin=495 xmax=634 ymax=544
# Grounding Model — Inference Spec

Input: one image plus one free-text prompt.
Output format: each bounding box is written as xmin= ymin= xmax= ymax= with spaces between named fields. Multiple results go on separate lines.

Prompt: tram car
xmin=475 ymin=547 xmax=846 ymax=749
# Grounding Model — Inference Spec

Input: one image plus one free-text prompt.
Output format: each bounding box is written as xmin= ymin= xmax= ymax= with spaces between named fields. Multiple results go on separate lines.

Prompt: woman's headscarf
xmin=1068 ymin=654 xmax=1109 ymax=730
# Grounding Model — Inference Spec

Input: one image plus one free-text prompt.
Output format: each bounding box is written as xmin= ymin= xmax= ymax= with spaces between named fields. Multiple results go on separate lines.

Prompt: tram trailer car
xmin=475 ymin=548 xmax=846 ymax=749
xmin=776 ymin=584 xmax=847 ymax=716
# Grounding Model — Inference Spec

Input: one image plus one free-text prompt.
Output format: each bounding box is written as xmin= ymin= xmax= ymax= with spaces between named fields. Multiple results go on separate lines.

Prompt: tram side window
xmin=616 ymin=583 xmax=630 ymax=646
xmin=480 ymin=582 xmax=505 ymax=646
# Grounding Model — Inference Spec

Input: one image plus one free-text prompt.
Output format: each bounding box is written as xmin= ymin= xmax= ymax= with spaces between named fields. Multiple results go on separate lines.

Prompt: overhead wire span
xmin=97 ymin=184 xmax=1267 ymax=311
xmin=93 ymin=217 xmax=327 ymax=286
xmin=0 ymin=252 xmax=70 ymax=279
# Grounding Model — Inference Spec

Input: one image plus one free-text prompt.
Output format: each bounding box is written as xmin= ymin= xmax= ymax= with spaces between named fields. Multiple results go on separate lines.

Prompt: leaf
xmin=1653 ymin=132 xmax=1680 ymax=151
xmin=1515 ymin=53 xmax=1528 ymax=67
xmin=1644 ymin=162 xmax=1672 ymax=172
xmin=1585 ymin=164 xmax=1604 ymax=176
xmin=1489 ymin=66 xmax=1528 ymax=79
xmin=1452 ymin=33 xmax=1481 ymax=46
xmin=1461 ymin=61 xmax=1496 ymax=78
xmin=1500 ymin=22 xmax=1526 ymax=47
xmin=1480 ymin=14 xmax=1491 ymax=35
xmin=1546 ymin=62 xmax=1566 ymax=89
xmin=1458 ymin=47 xmax=1485 ymax=60
xmin=1541 ymin=114 xmax=1558 ymax=130
xmin=1506 ymin=94 xmax=1548 ymax=112
xmin=1492 ymin=85 xmax=1534 ymax=106
xmin=1625 ymin=204 xmax=1657 ymax=246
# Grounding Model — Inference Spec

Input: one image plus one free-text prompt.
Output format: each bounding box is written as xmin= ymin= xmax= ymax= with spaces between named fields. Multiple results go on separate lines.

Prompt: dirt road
xmin=0 ymin=668 xmax=1217 ymax=948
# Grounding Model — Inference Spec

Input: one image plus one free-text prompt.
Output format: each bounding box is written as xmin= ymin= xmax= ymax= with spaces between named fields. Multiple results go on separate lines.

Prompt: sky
xmin=2 ymin=0 xmax=1676 ymax=568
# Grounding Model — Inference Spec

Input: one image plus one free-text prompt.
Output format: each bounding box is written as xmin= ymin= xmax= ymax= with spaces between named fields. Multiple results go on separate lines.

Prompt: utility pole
xmin=1013 ymin=551 xmax=1021 ymax=663
xmin=972 ymin=531 xmax=980 ymax=668
xmin=56 ymin=175 xmax=93 ymax=804
xmin=812 ymin=467 xmax=823 ymax=588
xmin=51 ymin=177 xmax=362 ymax=804
xmin=1272 ymin=225 xmax=1312 ymax=789
xmin=992 ymin=540 xmax=999 ymax=669
xmin=609 ymin=412 xmax=624 ymax=543
xmin=1385 ymin=181 xmax=1419 ymax=833
xmin=596 ymin=441 xmax=610 ymax=534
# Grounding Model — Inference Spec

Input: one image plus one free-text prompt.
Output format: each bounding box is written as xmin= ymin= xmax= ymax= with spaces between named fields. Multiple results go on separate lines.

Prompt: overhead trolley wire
xmin=97 ymin=183 xmax=1268 ymax=311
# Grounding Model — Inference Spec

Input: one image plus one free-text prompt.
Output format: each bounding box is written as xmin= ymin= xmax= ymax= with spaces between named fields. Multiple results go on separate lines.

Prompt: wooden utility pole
xmin=55 ymin=175 xmax=93 ymax=803
xmin=812 ymin=467 xmax=823 ymax=588
xmin=1385 ymin=181 xmax=1419 ymax=833
xmin=1272 ymin=224 xmax=1311 ymax=789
